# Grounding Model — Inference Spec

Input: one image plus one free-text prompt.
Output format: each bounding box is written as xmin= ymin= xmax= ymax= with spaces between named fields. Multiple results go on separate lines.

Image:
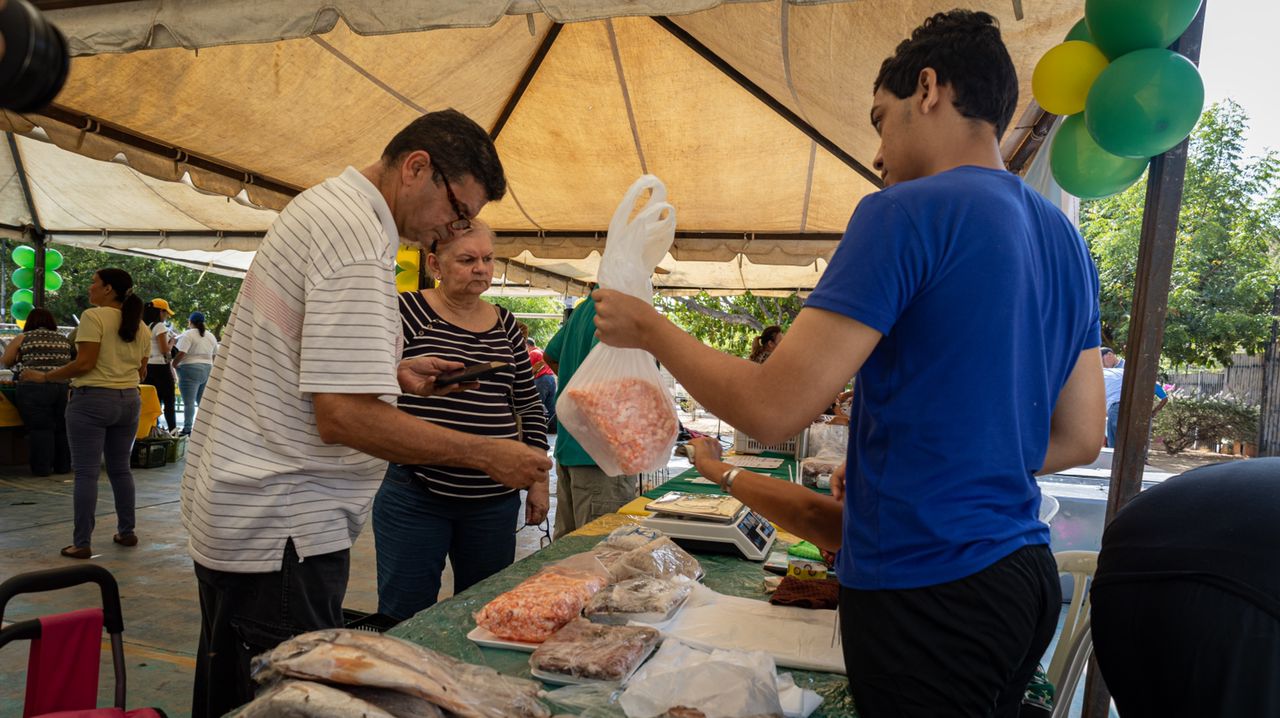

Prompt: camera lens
xmin=0 ymin=0 xmax=71 ymax=112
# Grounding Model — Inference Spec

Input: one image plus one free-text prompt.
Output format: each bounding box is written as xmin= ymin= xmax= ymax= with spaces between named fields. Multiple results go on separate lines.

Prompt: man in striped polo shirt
xmin=181 ymin=110 xmax=552 ymax=717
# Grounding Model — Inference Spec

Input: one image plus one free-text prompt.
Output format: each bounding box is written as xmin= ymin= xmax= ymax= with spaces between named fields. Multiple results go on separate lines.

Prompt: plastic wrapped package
xmin=474 ymin=569 xmax=610 ymax=643
xmin=611 ymin=537 xmax=703 ymax=582
xmin=798 ymin=458 xmax=841 ymax=490
xmin=530 ymin=618 xmax=661 ymax=682
xmin=586 ymin=577 xmax=694 ymax=622
xmin=249 ymin=629 xmax=549 ymax=718
xmin=557 ymin=176 xmax=680 ymax=476
xmin=604 ymin=525 xmax=666 ymax=550
xmin=562 ymin=377 xmax=679 ymax=475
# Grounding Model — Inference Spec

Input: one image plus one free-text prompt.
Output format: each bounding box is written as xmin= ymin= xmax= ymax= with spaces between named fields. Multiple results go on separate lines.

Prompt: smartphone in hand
xmin=435 ymin=360 xmax=511 ymax=386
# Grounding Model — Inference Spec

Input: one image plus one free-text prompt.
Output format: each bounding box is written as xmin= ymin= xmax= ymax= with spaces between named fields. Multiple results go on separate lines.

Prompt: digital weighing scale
xmin=642 ymin=491 xmax=776 ymax=561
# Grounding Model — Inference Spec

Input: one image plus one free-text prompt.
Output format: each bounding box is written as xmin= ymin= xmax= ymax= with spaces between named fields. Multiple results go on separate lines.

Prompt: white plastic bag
xmin=618 ymin=640 xmax=785 ymax=718
xmin=557 ymin=176 xmax=680 ymax=476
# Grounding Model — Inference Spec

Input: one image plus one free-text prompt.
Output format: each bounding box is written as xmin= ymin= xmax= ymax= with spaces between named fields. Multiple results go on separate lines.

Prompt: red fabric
xmin=24 ymin=608 xmax=103 ymax=717
xmin=528 ymin=348 xmax=554 ymax=379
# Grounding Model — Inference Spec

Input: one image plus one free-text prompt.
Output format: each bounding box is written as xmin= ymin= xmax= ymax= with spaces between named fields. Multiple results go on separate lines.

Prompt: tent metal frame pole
xmin=31 ymin=0 xmax=134 ymax=9
xmin=496 ymin=257 xmax=591 ymax=295
xmin=498 ymin=229 xmax=843 ymax=242
xmin=35 ymin=105 xmax=302 ymax=199
xmin=6 ymin=132 xmax=42 ymax=231
xmin=1082 ymin=4 xmax=1208 ymax=716
xmin=491 ymin=22 xmax=563 ymax=141
xmin=651 ymin=16 xmax=883 ymax=189
xmin=6 ymin=131 xmax=49 ymax=308
xmin=1260 ymin=286 xmax=1280 ymax=456
xmin=1005 ymin=109 xmax=1056 ymax=174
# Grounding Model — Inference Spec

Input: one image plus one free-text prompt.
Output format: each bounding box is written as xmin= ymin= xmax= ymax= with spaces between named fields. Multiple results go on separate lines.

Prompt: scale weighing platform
xmin=641 ymin=491 xmax=776 ymax=561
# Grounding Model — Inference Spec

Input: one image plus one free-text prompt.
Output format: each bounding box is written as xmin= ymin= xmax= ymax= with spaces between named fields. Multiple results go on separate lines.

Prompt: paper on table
xmin=723 ymin=455 xmax=786 ymax=469
xmin=648 ymin=584 xmax=845 ymax=674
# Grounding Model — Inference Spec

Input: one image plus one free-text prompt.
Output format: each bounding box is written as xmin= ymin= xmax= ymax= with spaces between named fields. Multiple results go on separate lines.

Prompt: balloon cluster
xmin=9 ymin=244 xmax=63 ymax=323
xmin=1033 ymin=0 xmax=1205 ymax=199
xmin=395 ymin=245 xmax=419 ymax=293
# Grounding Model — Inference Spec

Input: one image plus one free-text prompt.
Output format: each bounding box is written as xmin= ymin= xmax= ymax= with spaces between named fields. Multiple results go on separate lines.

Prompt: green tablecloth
xmin=388 ymin=513 xmax=857 ymax=717
xmin=642 ymin=451 xmax=830 ymax=500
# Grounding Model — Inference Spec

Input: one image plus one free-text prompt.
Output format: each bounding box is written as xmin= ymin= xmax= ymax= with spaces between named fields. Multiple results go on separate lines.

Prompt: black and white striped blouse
xmin=396 ymin=291 xmax=549 ymax=499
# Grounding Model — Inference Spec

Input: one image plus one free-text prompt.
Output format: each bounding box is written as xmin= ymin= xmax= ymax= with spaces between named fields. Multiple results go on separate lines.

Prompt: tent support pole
xmin=496 ymin=257 xmax=591 ymax=296
xmin=1082 ymin=4 xmax=1207 ymax=717
xmin=35 ymin=105 xmax=301 ymax=199
xmin=1005 ymin=109 xmax=1056 ymax=175
xmin=6 ymin=132 xmax=49 ymax=308
xmin=651 ymin=16 xmax=882 ymax=189
xmin=491 ymin=23 xmax=563 ymax=141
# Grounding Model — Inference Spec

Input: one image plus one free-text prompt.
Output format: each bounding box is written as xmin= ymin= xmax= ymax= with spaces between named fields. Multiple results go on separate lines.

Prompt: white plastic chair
xmin=1039 ymin=494 xmax=1061 ymax=525
xmin=1046 ymin=550 xmax=1098 ymax=718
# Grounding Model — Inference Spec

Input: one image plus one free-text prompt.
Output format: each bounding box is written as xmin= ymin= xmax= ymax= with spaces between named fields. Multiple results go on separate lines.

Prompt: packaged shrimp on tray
xmin=472 ymin=557 xmax=610 ymax=646
xmin=557 ymin=176 xmax=681 ymax=476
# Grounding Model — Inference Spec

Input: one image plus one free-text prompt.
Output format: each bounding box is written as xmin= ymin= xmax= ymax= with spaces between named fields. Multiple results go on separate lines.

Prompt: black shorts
xmin=840 ymin=544 xmax=1061 ymax=718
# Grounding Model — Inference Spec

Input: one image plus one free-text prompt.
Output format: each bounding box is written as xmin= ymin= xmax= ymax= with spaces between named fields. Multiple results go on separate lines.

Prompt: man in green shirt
xmin=544 ymin=295 xmax=638 ymax=538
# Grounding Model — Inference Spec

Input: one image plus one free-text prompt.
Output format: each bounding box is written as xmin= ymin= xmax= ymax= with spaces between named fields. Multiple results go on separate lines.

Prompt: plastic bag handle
xmin=598 ymin=175 xmax=677 ymax=301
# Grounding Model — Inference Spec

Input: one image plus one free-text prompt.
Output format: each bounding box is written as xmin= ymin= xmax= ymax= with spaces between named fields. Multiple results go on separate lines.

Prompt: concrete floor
xmin=0 ymin=430 xmax=638 ymax=716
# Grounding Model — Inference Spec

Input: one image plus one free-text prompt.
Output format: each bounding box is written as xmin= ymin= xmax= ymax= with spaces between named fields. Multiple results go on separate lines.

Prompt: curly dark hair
xmin=873 ymin=10 xmax=1018 ymax=138
xmin=382 ymin=109 xmax=507 ymax=202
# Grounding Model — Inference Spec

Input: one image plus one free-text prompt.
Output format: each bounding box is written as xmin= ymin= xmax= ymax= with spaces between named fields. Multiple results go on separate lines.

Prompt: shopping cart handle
xmin=0 ymin=564 xmax=124 ymax=634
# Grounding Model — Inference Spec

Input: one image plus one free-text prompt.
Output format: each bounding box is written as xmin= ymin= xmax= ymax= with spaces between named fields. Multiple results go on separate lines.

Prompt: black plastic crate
xmin=342 ymin=608 xmax=399 ymax=633
xmin=130 ymin=440 xmax=168 ymax=469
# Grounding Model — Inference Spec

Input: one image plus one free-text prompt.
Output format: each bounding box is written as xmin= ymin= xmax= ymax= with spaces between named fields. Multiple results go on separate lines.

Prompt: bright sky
xmin=1199 ymin=0 xmax=1279 ymax=158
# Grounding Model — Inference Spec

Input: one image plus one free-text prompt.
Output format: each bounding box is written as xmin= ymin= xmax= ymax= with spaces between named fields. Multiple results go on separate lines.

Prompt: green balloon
xmin=12 ymin=289 xmax=33 ymax=305
xmin=1086 ymin=49 xmax=1204 ymax=159
xmin=1051 ymin=114 xmax=1149 ymax=199
xmin=11 ymin=245 xmax=35 ymax=269
xmin=1064 ymin=18 xmax=1093 ymax=44
xmin=44 ymin=271 xmax=63 ymax=292
xmin=45 ymin=248 xmax=63 ymax=271
xmin=1086 ymin=0 xmax=1203 ymax=60
xmin=11 ymin=300 xmax=32 ymax=322
xmin=13 ymin=267 xmax=34 ymax=290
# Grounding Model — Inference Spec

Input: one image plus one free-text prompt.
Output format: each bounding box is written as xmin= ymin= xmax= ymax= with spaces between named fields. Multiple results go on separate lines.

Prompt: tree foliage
xmin=487 ymin=294 xmax=565 ymax=348
xmin=1081 ymin=101 xmax=1280 ymax=367
xmin=655 ymin=291 xmax=804 ymax=357
xmin=4 ymin=244 xmax=243 ymax=334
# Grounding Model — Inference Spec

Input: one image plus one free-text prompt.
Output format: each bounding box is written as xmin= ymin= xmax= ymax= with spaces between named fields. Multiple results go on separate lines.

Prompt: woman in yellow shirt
xmin=26 ymin=268 xmax=150 ymax=559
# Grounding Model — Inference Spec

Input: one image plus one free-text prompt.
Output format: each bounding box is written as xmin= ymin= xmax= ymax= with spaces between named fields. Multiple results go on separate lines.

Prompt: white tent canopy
xmin=1 ymin=0 xmax=1077 ymax=293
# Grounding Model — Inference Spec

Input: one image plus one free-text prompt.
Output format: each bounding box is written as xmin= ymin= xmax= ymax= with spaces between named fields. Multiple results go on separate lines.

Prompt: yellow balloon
xmin=1032 ymin=40 xmax=1109 ymax=116
xmin=14 ymin=319 xmax=25 ymax=330
xmin=396 ymin=245 xmax=420 ymax=274
xmin=395 ymin=269 xmax=418 ymax=293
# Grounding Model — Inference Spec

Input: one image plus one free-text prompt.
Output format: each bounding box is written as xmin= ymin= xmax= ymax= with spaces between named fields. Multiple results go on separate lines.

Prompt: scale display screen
xmin=736 ymin=511 xmax=774 ymax=551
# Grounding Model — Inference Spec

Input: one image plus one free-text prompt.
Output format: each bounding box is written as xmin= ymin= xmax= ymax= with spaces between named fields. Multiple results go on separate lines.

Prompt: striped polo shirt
xmin=396 ymin=291 xmax=548 ymax=498
xmin=180 ymin=167 xmax=402 ymax=573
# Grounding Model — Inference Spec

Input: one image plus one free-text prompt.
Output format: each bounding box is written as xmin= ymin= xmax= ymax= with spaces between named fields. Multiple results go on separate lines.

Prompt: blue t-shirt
xmin=806 ymin=166 xmax=1101 ymax=590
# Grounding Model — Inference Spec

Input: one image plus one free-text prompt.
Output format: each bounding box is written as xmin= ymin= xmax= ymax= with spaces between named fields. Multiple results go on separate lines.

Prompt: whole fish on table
xmin=252 ymin=628 xmax=550 ymax=718
xmin=232 ymin=681 xmax=396 ymax=718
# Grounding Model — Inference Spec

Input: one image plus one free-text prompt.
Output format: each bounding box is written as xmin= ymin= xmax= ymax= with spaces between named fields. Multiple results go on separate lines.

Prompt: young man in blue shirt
xmin=593 ymin=10 xmax=1105 ymax=716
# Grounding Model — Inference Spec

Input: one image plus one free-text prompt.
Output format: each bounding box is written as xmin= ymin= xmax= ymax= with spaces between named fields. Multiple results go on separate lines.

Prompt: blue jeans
xmin=14 ymin=381 xmax=70 ymax=475
xmin=177 ymin=362 xmax=212 ymax=433
xmin=372 ymin=464 xmax=520 ymax=620
xmin=66 ymin=386 xmax=141 ymax=548
xmin=534 ymin=373 xmax=557 ymax=428
xmin=1106 ymin=402 xmax=1120 ymax=448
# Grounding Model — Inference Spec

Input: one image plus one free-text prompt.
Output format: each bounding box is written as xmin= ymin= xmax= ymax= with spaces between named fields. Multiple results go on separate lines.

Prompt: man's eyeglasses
xmin=440 ymin=175 xmax=472 ymax=232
